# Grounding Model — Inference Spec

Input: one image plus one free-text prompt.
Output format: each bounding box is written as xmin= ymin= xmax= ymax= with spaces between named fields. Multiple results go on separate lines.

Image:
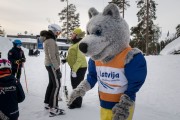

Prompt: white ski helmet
xmin=48 ymin=24 xmax=62 ymax=33
xmin=0 ymin=58 xmax=11 ymax=70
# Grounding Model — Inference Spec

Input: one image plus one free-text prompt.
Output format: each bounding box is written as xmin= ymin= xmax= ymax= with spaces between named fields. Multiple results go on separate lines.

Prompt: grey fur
xmin=80 ymin=3 xmax=130 ymax=63
xmin=112 ymin=94 xmax=134 ymax=120
xmin=125 ymin=48 xmax=142 ymax=65
xmin=88 ymin=7 xmax=99 ymax=19
xmin=67 ymin=80 xmax=91 ymax=106
xmin=102 ymin=3 xmax=121 ymax=20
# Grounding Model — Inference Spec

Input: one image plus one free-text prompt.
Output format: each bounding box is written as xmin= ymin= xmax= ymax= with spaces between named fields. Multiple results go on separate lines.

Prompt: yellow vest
xmin=67 ymin=43 xmax=87 ymax=72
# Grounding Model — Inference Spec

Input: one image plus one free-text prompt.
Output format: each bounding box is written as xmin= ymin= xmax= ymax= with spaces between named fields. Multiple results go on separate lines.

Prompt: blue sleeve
xmin=124 ymin=53 xmax=147 ymax=101
xmin=86 ymin=59 xmax=98 ymax=88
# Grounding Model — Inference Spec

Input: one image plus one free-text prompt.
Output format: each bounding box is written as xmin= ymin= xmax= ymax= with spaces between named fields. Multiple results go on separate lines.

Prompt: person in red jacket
xmin=0 ymin=58 xmax=25 ymax=120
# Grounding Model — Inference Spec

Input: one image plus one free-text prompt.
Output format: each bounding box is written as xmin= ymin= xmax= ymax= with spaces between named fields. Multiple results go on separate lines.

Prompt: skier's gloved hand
xmin=61 ymin=59 xmax=66 ymax=64
xmin=56 ymin=68 xmax=62 ymax=79
xmin=67 ymin=80 xmax=91 ymax=106
xmin=112 ymin=94 xmax=134 ymax=120
xmin=71 ymin=71 xmax=77 ymax=78
xmin=15 ymin=59 xmax=22 ymax=64
xmin=21 ymin=58 xmax=26 ymax=62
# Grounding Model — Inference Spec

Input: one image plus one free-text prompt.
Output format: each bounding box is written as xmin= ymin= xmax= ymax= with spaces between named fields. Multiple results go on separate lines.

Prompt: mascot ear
xmin=102 ymin=3 xmax=121 ymax=19
xmin=88 ymin=7 xmax=99 ymax=19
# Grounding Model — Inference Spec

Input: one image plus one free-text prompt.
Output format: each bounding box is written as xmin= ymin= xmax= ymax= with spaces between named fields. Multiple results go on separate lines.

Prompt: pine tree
xmin=110 ymin=0 xmax=130 ymax=18
xmin=58 ymin=4 xmax=80 ymax=40
xmin=176 ymin=24 xmax=180 ymax=38
xmin=130 ymin=0 xmax=161 ymax=55
xmin=0 ymin=25 xmax=5 ymax=37
xmin=24 ymin=31 xmax=28 ymax=35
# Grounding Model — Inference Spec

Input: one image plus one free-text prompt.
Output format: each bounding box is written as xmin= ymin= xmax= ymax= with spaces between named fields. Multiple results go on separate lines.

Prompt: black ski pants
xmin=70 ymin=67 xmax=87 ymax=107
xmin=44 ymin=66 xmax=61 ymax=108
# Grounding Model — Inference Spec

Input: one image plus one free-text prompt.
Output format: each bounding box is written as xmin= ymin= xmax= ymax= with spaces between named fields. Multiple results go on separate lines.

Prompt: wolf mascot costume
xmin=68 ymin=3 xmax=147 ymax=120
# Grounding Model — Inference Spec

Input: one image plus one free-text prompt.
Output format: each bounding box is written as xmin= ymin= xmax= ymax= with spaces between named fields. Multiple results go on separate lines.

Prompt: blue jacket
xmin=86 ymin=53 xmax=147 ymax=109
xmin=0 ymin=75 xmax=25 ymax=120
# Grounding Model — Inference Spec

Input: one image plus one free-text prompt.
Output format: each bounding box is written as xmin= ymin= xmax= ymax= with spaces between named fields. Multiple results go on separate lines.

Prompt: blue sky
xmin=0 ymin=0 xmax=179 ymax=37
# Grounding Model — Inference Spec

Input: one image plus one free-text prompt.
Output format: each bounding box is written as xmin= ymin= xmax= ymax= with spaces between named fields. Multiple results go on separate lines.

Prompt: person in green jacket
xmin=62 ymin=28 xmax=87 ymax=109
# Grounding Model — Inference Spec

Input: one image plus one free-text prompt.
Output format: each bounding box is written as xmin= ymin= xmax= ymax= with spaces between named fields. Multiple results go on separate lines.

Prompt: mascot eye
xmin=95 ymin=30 xmax=102 ymax=36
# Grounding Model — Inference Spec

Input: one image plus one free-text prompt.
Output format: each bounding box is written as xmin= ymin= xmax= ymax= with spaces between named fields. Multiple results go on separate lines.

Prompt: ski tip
xmin=49 ymin=112 xmax=65 ymax=117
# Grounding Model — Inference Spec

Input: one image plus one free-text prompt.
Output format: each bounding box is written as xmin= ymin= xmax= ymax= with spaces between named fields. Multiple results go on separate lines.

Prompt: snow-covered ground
xmin=1 ymin=36 xmax=180 ymax=120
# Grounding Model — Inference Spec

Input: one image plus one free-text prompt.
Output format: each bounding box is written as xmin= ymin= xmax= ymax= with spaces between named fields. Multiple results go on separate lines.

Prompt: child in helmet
xmin=8 ymin=39 xmax=26 ymax=81
xmin=0 ymin=58 xmax=25 ymax=120
xmin=61 ymin=28 xmax=87 ymax=109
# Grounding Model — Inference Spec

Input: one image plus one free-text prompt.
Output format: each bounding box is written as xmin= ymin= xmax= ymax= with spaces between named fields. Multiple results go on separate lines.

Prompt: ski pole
xmin=63 ymin=51 xmax=68 ymax=100
xmin=16 ymin=62 xmax=20 ymax=80
xmin=58 ymin=51 xmax=65 ymax=101
xmin=16 ymin=63 xmax=19 ymax=74
xmin=63 ymin=64 xmax=69 ymax=100
xmin=23 ymin=64 xmax=28 ymax=93
xmin=59 ymin=51 xmax=63 ymax=57
xmin=63 ymin=52 xmax=67 ymax=58
xmin=58 ymin=60 xmax=63 ymax=101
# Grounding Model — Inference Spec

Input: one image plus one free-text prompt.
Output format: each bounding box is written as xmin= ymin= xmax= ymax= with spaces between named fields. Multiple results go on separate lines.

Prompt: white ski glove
xmin=112 ymin=94 xmax=134 ymax=120
xmin=67 ymin=80 xmax=91 ymax=106
xmin=71 ymin=71 xmax=77 ymax=78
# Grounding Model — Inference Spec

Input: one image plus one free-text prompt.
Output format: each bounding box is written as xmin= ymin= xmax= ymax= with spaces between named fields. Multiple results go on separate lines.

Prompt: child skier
xmin=0 ymin=58 xmax=25 ymax=120
xmin=8 ymin=39 xmax=26 ymax=81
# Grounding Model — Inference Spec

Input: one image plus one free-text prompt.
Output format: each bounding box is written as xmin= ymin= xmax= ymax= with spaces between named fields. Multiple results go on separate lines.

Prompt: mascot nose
xmin=79 ymin=42 xmax=88 ymax=53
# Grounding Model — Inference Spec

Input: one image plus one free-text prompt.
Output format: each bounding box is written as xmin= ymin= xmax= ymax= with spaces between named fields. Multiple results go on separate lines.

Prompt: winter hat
xmin=0 ymin=58 xmax=11 ymax=77
xmin=48 ymin=24 xmax=62 ymax=34
xmin=73 ymin=28 xmax=85 ymax=39
xmin=13 ymin=39 xmax=22 ymax=46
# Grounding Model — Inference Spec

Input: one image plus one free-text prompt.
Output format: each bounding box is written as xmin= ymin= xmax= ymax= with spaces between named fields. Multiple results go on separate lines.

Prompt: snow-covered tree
xmin=58 ymin=4 xmax=80 ymax=39
xmin=24 ymin=31 xmax=28 ymax=35
xmin=176 ymin=24 xmax=180 ymax=38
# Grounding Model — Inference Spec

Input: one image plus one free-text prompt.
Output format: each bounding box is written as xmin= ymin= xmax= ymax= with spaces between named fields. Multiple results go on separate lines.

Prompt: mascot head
xmin=79 ymin=4 xmax=130 ymax=63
